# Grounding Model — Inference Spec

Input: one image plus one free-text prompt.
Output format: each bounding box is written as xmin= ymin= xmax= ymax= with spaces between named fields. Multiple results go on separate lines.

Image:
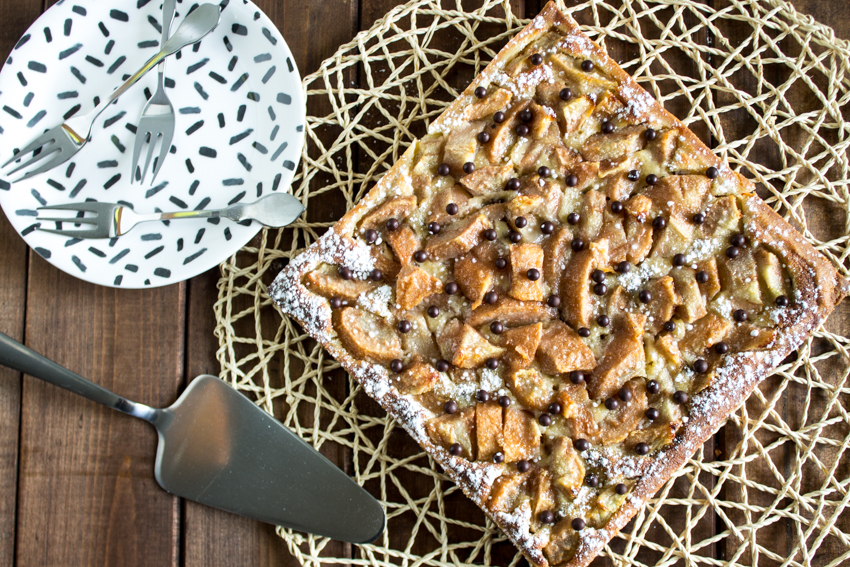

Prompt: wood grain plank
xmin=16 ymin=258 xmax=184 ymax=567
xmin=0 ymin=1 xmax=48 ymax=564
xmin=181 ymin=0 xmax=359 ymax=565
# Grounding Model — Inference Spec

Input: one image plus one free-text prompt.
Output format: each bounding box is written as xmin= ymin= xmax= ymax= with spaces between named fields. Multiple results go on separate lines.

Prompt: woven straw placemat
xmin=212 ymin=0 xmax=850 ymax=565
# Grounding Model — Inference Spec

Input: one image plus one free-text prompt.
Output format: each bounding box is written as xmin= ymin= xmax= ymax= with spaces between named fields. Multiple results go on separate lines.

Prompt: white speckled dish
xmin=0 ymin=0 xmax=305 ymax=288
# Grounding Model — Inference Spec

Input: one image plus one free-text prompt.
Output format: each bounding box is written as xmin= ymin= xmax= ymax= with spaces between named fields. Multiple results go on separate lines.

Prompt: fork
xmin=132 ymin=0 xmax=177 ymax=185
xmin=35 ymin=193 xmax=306 ymax=239
xmin=1 ymin=4 xmax=221 ymax=183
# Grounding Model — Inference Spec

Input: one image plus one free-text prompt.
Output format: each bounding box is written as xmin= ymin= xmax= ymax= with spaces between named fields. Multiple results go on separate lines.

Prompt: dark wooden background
xmin=0 ymin=0 xmax=846 ymax=566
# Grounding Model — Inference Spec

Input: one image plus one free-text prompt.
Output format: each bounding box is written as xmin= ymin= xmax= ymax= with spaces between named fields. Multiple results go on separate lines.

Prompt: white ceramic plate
xmin=0 ymin=0 xmax=305 ymax=288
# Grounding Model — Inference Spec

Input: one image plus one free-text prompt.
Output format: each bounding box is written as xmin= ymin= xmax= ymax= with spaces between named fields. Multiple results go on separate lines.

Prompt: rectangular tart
xmin=269 ymin=3 xmax=848 ymax=566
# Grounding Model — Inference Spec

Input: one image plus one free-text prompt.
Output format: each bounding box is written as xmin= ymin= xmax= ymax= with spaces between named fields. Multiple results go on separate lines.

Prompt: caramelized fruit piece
xmin=396 ymin=357 xmax=439 ymax=395
xmin=487 ymin=472 xmax=531 ymax=512
xmin=581 ymin=125 xmax=646 ymax=162
xmin=536 ymin=321 xmax=596 ymax=375
xmin=359 ymin=195 xmax=417 ymax=232
xmin=720 ymin=248 xmax=763 ymax=305
xmin=465 ymin=87 xmax=513 ymax=120
xmin=643 ymin=276 xmax=680 ymax=335
xmin=697 ymin=257 xmax=721 ymax=300
xmin=530 ymin=469 xmax=556 ymax=530
xmin=593 ymin=378 xmax=648 ymax=444
xmin=672 ymin=267 xmax=707 ymax=323
xmin=502 ymin=323 xmax=543 ymax=371
xmin=626 ymin=421 xmax=679 ymax=453
xmin=550 ymin=53 xmax=618 ymax=93
xmin=755 ymin=248 xmax=787 ymax=301
xmin=460 ymin=164 xmax=516 ymax=196
xmin=544 ymin=519 xmax=579 ymax=566
xmin=549 ymin=436 xmax=585 ymax=496
xmin=467 ymin=297 xmax=556 ymax=327
xmin=426 ymin=406 xmax=476 ymax=459
xmin=443 ymin=120 xmax=486 ymax=172
xmin=428 ymin=185 xmax=471 ymax=224
xmin=509 ymin=243 xmax=545 ymax=301
xmin=400 ymin=312 xmax=440 ymax=361
xmin=644 ymin=174 xmax=710 ymax=219
xmin=560 ymin=240 xmax=608 ymax=329
xmin=699 ymin=195 xmax=740 ymax=241
xmin=411 ymin=134 xmax=444 ymax=198
xmin=588 ymin=312 xmax=647 ymax=400
xmin=304 ymin=269 xmax=377 ymax=302
xmin=335 ymin=307 xmax=403 ymax=364
xmin=489 ymin=99 xmax=532 ymax=163
xmin=506 ymin=368 xmax=555 ymax=411
xmin=425 ymin=214 xmax=491 ymax=260
xmin=396 ymin=264 xmax=443 ymax=310
xmin=651 ymin=214 xmax=695 ymax=258
xmin=679 ymin=313 xmax=732 ymax=360
xmin=386 ymin=224 xmax=422 ymax=265
xmin=476 ymin=401 xmax=504 ymax=461
xmin=598 ymin=208 xmax=629 ymax=264
xmin=440 ymin=320 xmax=505 ymax=369
xmin=577 ymin=189 xmax=606 ymax=241
xmin=726 ymin=323 xmax=775 ymax=352
xmin=455 ymin=253 xmax=495 ymax=309
xmin=655 ymin=334 xmax=684 ymax=370
xmin=500 ymin=406 xmax=541 ymax=461
xmin=625 ymin=216 xmax=654 ymax=264
xmin=543 ymin=226 xmax=573 ymax=294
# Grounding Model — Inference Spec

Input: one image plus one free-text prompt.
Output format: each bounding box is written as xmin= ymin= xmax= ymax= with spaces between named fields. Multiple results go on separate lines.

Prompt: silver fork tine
xmin=39 ymin=202 xmax=113 ymax=213
xmin=37 ymin=227 xmax=105 ymax=239
xmin=5 ymin=146 xmax=60 ymax=178
xmin=150 ymin=132 xmax=172 ymax=184
xmin=34 ymin=216 xmax=98 ymax=225
xmin=11 ymin=150 xmax=69 ymax=181
xmin=139 ymin=134 xmax=160 ymax=186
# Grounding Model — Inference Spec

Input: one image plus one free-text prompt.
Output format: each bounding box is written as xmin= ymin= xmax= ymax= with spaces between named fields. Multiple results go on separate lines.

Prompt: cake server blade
xmin=0 ymin=332 xmax=385 ymax=543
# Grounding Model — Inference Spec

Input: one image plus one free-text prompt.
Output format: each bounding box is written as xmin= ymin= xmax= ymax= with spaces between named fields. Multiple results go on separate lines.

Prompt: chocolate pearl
xmin=527 ymin=268 xmax=540 ymax=281
xmin=462 ymin=162 xmax=475 ymax=174
xmin=547 ymin=295 xmax=561 ymax=308
xmin=495 ymin=257 xmax=508 ymax=270
xmin=653 ymin=216 xmax=666 ymax=230
xmin=548 ymin=402 xmax=562 ymax=415
xmin=477 ymin=131 xmax=491 ymax=144
xmin=635 ymin=443 xmax=650 ymax=455
xmin=330 ymin=297 xmax=343 ymax=309
xmin=494 ymin=111 xmax=506 ymax=123
xmin=578 ymin=327 xmax=591 ymax=338
xmin=581 ymin=59 xmax=594 ymax=71
xmin=616 ymin=261 xmax=631 ymax=273
xmin=566 ymin=174 xmax=579 ymax=187
xmin=364 ymin=228 xmax=378 ymax=243
xmin=385 ymin=220 xmax=402 ymax=236
xmin=639 ymin=290 xmax=652 ymax=304
xmin=734 ymin=309 xmax=748 ymax=322
xmin=571 ymin=238 xmax=585 ymax=252
xmin=693 ymin=212 xmax=705 ymax=224
xmin=444 ymin=282 xmax=459 ymax=295
xmin=559 ymin=87 xmax=573 ymax=101
xmin=509 ymin=231 xmax=522 ymax=243
xmin=477 ymin=389 xmax=490 ymax=402
xmin=696 ymin=270 xmax=709 ymax=284
xmin=530 ymin=53 xmax=543 ymax=65
xmin=539 ymin=510 xmax=555 ymax=524
xmin=574 ymin=438 xmax=590 ymax=451
xmin=371 ymin=269 xmax=383 ymax=281
xmin=514 ymin=216 xmax=528 ymax=228
xmin=517 ymin=459 xmax=531 ymax=472
xmin=610 ymin=200 xmax=623 ymax=213
xmin=390 ymin=359 xmax=404 ymax=373
xmin=484 ymin=229 xmax=498 ymax=241
xmin=594 ymin=283 xmax=607 ymax=296
xmin=601 ymin=120 xmax=615 ymax=134
xmin=398 ymin=320 xmax=412 ymax=333
xmin=490 ymin=321 xmax=504 ymax=334
xmin=437 ymin=163 xmax=451 ymax=176
xmin=673 ymin=390 xmax=690 ymax=404
xmin=664 ymin=320 xmax=676 ymax=333
xmin=605 ymin=398 xmax=619 ymax=410
xmin=672 ymin=253 xmax=686 ymax=267
xmin=428 ymin=222 xmax=441 ymax=234
xmin=541 ymin=221 xmax=555 ymax=234
xmin=493 ymin=452 xmax=505 ymax=463
xmin=591 ymin=269 xmax=605 ymax=283
xmin=618 ymin=387 xmax=633 ymax=402
xmin=446 ymin=203 xmax=459 ymax=215
xmin=731 ymin=233 xmax=747 ymax=247
xmin=615 ymin=483 xmax=628 ymax=495
xmin=646 ymin=174 xmax=659 ymax=186
xmin=485 ymin=357 xmax=500 ymax=370
xmin=706 ymin=166 xmax=719 ymax=179
xmin=338 ymin=266 xmax=352 ymax=280
xmin=427 ymin=305 xmax=440 ymax=318
xmin=538 ymin=413 xmax=552 ymax=426
xmin=436 ymin=359 xmax=450 ymax=372
xmin=498 ymin=395 xmax=511 ymax=408
xmin=570 ymin=370 xmax=586 ymax=384
xmin=538 ymin=166 xmax=550 ymax=178
xmin=644 ymin=128 xmax=657 ymax=141
xmin=597 ymin=315 xmax=610 ymax=327
xmin=507 ymin=177 xmax=521 ymax=191
xmin=646 ymin=407 xmax=659 ymax=421
xmin=519 ymin=109 xmax=533 ymax=123
xmin=484 ymin=291 xmax=498 ymax=304
xmin=646 ymin=380 xmax=660 ymax=394
xmin=444 ymin=400 xmax=458 ymax=414
xmin=572 ymin=517 xmax=586 ymax=531
xmin=474 ymin=86 xmax=487 ymax=98
xmin=726 ymin=246 xmax=740 ymax=258
xmin=693 ymin=359 xmax=708 ymax=374
xmin=776 ymin=295 xmax=789 ymax=307
xmin=715 ymin=342 xmax=729 ymax=354
xmin=586 ymin=474 xmax=599 ymax=487
xmin=449 ymin=443 xmax=463 ymax=456
xmin=414 ymin=250 xmax=428 ymax=263
xmin=627 ymin=169 xmax=640 ymax=181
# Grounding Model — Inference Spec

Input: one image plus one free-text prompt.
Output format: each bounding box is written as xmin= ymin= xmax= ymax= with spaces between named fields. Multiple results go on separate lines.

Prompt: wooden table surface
xmin=0 ymin=0 xmax=846 ymax=566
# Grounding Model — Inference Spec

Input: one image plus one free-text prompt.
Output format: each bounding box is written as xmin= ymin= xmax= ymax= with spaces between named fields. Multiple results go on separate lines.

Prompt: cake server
xmin=0 ymin=332 xmax=385 ymax=543
xmin=1 ymin=4 xmax=221 ymax=182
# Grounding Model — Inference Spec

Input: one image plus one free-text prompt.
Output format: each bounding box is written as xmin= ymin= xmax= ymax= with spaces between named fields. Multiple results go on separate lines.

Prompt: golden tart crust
xmin=270 ymin=3 xmax=848 ymax=566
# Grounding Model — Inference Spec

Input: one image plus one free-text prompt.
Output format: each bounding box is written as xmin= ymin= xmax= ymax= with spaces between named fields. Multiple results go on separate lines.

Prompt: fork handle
xmin=157 ymin=0 xmax=176 ymax=74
